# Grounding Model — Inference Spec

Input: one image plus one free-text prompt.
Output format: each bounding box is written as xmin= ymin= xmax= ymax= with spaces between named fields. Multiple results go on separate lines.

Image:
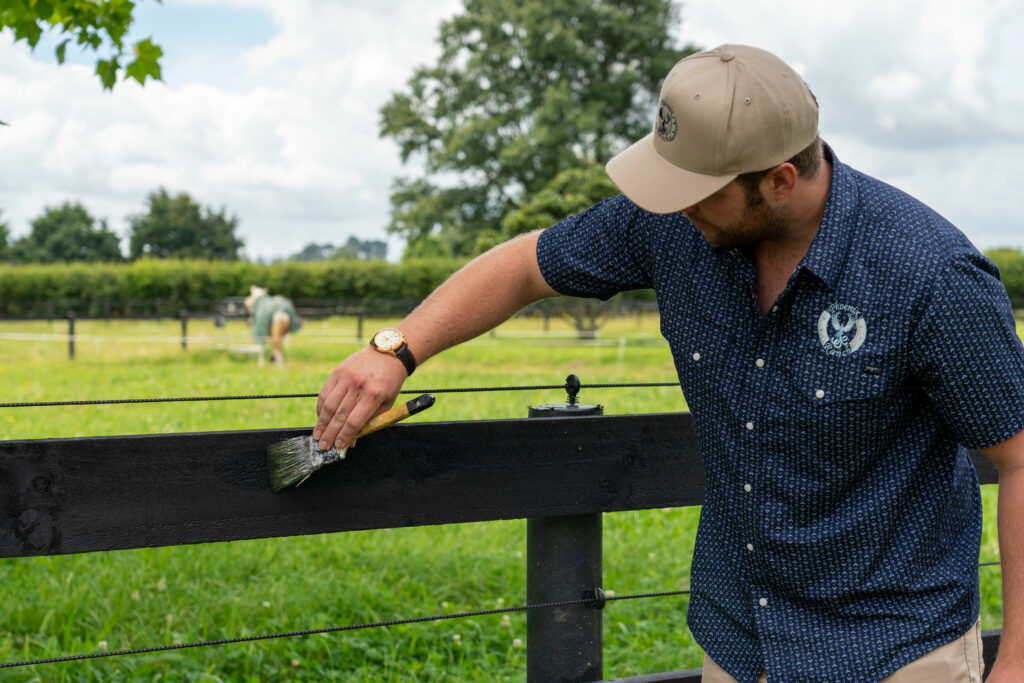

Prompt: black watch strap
xmin=395 ymin=342 xmax=416 ymax=377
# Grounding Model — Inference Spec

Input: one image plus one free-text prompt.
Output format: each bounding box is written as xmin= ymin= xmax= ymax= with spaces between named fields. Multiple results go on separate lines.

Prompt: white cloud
xmin=679 ymin=0 xmax=1024 ymax=248
xmin=0 ymin=0 xmax=463 ymax=259
xmin=1 ymin=0 xmax=1021 ymax=260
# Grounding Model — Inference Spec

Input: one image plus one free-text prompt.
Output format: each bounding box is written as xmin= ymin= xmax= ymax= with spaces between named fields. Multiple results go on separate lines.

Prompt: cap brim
xmin=606 ymin=133 xmax=737 ymax=214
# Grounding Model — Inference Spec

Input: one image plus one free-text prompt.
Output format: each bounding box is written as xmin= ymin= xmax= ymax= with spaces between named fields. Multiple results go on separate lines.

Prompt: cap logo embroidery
xmin=817 ymin=303 xmax=866 ymax=356
xmin=656 ymin=100 xmax=677 ymax=142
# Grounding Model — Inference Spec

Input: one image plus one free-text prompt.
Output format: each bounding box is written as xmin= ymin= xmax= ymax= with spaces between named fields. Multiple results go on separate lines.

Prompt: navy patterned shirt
xmin=536 ymin=146 xmax=1024 ymax=682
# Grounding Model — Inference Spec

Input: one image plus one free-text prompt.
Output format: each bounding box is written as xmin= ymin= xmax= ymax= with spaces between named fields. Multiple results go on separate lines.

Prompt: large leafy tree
xmin=0 ymin=0 xmax=162 ymax=91
xmin=8 ymin=202 xmax=123 ymax=263
xmin=381 ymin=0 xmax=694 ymax=257
xmin=128 ymin=188 xmax=244 ymax=260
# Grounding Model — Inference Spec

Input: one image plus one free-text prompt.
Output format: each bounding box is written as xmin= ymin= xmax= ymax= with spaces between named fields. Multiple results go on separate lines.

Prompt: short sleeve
xmin=908 ymin=251 xmax=1024 ymax=448
xmin=536 ymin=194 xmax=654 ymax=301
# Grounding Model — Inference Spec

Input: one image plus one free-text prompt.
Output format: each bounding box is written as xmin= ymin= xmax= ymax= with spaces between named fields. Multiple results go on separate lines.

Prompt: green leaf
xmin=95 ymin=57 xmax=120 ymax=90
xmin=55 ymin=38 xmax=70 ymax=64
xmin=124 ymin=38 xmax=164 ymax=84
xmin=13 ymin=19 xmax=44 ymax=47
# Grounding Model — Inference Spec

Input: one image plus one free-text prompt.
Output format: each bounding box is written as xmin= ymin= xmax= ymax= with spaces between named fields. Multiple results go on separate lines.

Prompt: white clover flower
xmin=512 ymin=638 xmax=523 ymax=649
xmin=156 ymin=577 xmax=167 ymax=591
xmin=262 ymin=601 xmax=271 ymax=608
xmin=452 ymin=634 xmax=462 ymax=646
xmin=97 ymin=641 xmax=108 ymax=651
xmin=500 ymin=615 xmax=511 ymax=628
xmin=648 ymin=552 xmax=656 ymax=561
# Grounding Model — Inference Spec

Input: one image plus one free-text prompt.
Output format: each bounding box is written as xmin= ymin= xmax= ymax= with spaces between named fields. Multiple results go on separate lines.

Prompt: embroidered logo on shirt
xmin=656 ymin=101 xmax=677 ymax=142
xmin=817 ymin=303 xmax=867 ymax=356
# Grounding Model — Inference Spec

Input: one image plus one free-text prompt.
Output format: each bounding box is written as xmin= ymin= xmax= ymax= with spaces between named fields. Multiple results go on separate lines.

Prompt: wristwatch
xmin=370 ymin=327 xmax=417 ymax=376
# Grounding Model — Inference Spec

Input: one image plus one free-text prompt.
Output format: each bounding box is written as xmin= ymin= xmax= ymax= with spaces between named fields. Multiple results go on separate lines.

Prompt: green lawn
xmin=0 ymin=313 xmax=1007 ymax=681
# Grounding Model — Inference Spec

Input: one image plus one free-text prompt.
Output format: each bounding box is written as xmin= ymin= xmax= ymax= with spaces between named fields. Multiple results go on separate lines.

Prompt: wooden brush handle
xmin=355 ymin=393 xmax=435 ymax=438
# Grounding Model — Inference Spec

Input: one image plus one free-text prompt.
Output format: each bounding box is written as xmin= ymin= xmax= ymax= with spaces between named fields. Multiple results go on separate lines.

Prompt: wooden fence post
xmin=67 ymin=310 xmax=75 ymax=360
xmin=526 ymin=375 xmax=604 ymax=682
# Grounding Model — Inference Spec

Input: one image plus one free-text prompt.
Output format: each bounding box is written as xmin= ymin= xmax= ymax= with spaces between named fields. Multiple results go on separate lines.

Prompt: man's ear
xmin=765 ymin=163 xmax=798 ymax=201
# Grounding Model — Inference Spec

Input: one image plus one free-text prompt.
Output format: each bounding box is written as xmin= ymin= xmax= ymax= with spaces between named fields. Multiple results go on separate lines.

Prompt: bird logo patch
xmin=656 ymin=100 xmax=677 ymax=142
xmin=818 ymin=303 xmax=866 ymax=356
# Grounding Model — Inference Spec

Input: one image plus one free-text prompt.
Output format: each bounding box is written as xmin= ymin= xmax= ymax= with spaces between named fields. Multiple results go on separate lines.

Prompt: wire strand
xmin=0 ymin=382 xmax=682 ymax=408
xmin=0 ymin=590 xmax=690 ymax=669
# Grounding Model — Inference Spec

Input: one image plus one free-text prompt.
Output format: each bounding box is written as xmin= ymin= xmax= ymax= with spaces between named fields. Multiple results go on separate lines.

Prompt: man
xmin=314 ymin=45 xmax=1024 ymax=682
xmin=244 ymin=285 xmax=302 ymax=369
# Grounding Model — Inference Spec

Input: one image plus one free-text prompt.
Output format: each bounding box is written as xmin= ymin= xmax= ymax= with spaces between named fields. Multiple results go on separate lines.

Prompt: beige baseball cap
xmin=606 ymin=44 xmax=819 ymax=214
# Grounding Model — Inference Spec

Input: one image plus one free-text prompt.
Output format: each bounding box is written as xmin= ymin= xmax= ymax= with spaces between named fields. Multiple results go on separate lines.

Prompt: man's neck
xmin=754 ymin=158 xmax=833 ymax=268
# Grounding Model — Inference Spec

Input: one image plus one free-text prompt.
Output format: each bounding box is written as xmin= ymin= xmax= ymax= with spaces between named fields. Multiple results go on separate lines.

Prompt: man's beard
xmin=691 ymin=191 xmax=791 ymax=249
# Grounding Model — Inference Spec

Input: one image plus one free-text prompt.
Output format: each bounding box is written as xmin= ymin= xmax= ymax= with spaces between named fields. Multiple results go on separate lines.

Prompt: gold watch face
xmin=373 ymin=328 xmax=403 ymax=351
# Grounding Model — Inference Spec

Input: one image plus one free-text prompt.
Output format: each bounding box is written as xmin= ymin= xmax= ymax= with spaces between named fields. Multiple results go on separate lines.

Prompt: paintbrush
xmin=268 ymin=393 xmax=435 ymax=492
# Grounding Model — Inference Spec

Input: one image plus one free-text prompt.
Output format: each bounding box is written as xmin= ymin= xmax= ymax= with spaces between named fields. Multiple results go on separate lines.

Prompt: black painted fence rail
xmin=0 ymin=413 xmax=1003 ymax=681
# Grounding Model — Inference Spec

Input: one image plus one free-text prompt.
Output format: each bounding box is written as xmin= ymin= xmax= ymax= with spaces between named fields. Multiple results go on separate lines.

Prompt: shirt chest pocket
xmin=792 ymin=357 xmax=894 ymax=405
xmin=775 ymin=350 xmax=908 ymax=462
xmin=671 ymin=314 xmax=738 ymax=406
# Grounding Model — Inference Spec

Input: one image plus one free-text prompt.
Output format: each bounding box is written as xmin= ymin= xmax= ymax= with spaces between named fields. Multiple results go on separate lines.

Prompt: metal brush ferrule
xmin=307 ymin=436 xmax=345 ymax=469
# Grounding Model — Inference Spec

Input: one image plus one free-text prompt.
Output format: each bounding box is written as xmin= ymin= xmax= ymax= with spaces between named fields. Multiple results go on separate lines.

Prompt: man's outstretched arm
xmin=313 ymin=230 xmax=558 ymax=451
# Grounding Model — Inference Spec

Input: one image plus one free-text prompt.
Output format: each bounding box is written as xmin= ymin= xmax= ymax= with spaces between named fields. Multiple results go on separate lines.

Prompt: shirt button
xmin=744 ymin=483 xmax=752 ymax=493
xmin=746 ymin=543 xmax=754 ymax=552
xmin=692 ymin=352 xmax=701 ymax=361
xmin=758 ymin=597 xmax=768 ymax=607
xmin=815 ymin=389 xmax=825 ymax=399
xmin=745 ymin=421 xmax=754 ymax=431
xmin=771 ymin=305 xmax=779 ymax=313
xmin=755 ymin=358 xmax=765 ymax=368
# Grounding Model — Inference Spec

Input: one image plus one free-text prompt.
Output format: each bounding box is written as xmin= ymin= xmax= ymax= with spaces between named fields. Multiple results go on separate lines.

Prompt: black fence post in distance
xmin=180 ymin=310 xmax=188 ymax=350
xmin=67 ymin=310 xmax=76 ymax=360
xmin=526 ymin=374 xmax=604 ymax=682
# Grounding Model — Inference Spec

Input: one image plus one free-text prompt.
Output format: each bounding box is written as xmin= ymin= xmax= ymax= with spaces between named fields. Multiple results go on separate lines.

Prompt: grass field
xmin=0 ymin=312 xmax=1011 ymax=681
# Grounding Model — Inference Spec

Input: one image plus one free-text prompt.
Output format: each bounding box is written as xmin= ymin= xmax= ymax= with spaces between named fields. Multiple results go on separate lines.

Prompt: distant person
xmin=243 ymin=285 xmax=301 ymax=369
xmin=312 ymin=45 xmax=1024 ymax=682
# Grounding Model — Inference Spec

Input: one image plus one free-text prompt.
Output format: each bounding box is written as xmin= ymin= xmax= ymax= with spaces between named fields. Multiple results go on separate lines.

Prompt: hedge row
xmin=0 ymin=258 xmax=466 ymax=317
xmin=1 ymin=249 xmax=1018 ymax=318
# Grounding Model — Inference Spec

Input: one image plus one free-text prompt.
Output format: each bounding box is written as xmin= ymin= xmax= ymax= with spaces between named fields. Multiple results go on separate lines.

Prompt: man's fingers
xmin=337 ymin=400 xmax=386 ymax=449
xmin=318 ymin=390 xmax=358 ymax=451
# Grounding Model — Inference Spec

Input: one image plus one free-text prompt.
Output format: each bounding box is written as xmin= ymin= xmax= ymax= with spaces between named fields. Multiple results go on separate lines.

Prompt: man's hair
xmin=734 ymin=135 xmax=824 ymax=200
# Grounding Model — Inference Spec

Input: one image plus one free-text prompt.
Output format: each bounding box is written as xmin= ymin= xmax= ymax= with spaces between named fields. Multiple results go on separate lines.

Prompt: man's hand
xmin=313 ymin=346 xmax=409 ymax=451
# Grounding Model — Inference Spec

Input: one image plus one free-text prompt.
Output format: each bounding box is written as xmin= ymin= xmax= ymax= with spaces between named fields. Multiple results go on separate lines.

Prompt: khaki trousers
xmin=701 ymin=620 xmax=983 ymax=682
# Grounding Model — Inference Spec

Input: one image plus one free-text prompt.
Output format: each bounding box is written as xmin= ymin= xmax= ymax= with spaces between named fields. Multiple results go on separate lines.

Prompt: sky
xmin=1 ymin=0 xmax=1022 ymax=262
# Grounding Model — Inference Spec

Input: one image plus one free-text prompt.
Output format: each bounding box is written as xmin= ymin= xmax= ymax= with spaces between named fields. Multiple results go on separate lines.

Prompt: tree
xmin=128 ymin=188 xmax=243 ymax=260
xmin=501 ymin=160 xmax=620 ymax=238
xmin=0 ymin=0 xmax=163 ymax=91
xmin=0 ymin=211 xmax=9 ymax=260
xmin=380 ymin=0 xmax=695 ymax=256
xmin=290 ymin=242 xmax=339 ymax=262
xmin=290 ymin=237 xmax=388 ymax=262
xmin=8 ymin=202 xmax=123 ymax=263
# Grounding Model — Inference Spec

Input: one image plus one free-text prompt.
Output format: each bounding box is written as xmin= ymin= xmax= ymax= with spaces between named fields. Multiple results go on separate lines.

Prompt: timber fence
xmin=0 ymin=381 xmax=1005 ymax=681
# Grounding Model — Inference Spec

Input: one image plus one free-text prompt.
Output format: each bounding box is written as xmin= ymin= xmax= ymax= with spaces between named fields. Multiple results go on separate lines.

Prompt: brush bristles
xmin=267 ymin=435 xmax=347 ymax=492
xmin=267 ymin=436 xmax=317 ymax=492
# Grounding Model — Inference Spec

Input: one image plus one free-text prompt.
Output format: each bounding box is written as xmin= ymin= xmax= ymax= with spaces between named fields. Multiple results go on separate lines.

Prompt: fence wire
xmin=0 ymin=382 xmax=682 ymax=409
xmin=0 ymin=589 xmax=689 ymax=669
